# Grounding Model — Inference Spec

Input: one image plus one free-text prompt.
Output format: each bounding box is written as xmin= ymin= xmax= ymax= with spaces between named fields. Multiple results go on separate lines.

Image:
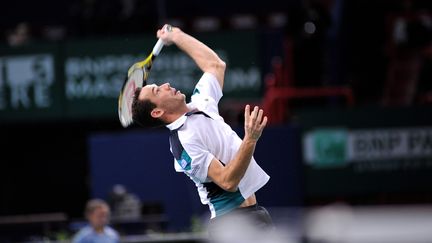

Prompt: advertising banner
xmin=0 ymin=31 xmax=261 ymax=121
xmin=298 ymin=108 xmax=432 ymax=197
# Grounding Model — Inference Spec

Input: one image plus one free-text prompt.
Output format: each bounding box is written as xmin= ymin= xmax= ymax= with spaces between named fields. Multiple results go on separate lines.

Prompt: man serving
xmin=132 ymin=25 xmax=272 ymax=231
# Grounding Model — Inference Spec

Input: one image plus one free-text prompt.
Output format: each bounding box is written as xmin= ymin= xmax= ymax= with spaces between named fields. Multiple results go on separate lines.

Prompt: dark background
xmin=1 ymin=0 xmax=432 ymax=237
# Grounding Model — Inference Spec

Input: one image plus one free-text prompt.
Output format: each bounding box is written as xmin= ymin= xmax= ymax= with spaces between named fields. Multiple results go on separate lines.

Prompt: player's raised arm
xmin=208 ymin=105 xmax=268 ymax=192
xmin=156 ymin=24 xmax=226 ymax=89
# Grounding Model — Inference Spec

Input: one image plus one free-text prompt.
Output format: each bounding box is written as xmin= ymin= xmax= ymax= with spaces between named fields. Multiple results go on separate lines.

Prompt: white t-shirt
xmin=166 ymin=72 xmax=270 ymax=218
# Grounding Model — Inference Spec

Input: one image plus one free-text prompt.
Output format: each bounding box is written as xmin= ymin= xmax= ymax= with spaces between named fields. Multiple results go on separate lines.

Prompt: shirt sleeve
xmin=186 ymin=142 xmax=214 ymax=183
xmin=190 ymin=72 xmax=223 ymax=116
xmin=192 ymin=72 xmax=223 ymax=104
xmin=174 ymin=134 xmax=215 ymax=183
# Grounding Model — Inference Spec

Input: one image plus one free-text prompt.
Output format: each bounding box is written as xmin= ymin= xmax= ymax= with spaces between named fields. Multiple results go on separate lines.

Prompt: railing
xmin=261 ymin=38 xmax=354 ymax=124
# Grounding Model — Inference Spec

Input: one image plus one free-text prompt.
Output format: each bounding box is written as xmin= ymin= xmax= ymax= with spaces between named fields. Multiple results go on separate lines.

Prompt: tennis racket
xmin=118 ymin=25 xmax=172 ymax=127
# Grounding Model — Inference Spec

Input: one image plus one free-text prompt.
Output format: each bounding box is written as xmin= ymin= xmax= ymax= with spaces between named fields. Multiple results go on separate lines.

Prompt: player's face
xmin=139 ymin=83 xmax=186 ymax=111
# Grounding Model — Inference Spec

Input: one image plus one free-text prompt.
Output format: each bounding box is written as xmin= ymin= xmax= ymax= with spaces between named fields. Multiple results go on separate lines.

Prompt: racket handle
xmin=152 ymin=25 xmax=172 ymax=56
xmin=153 ymin=38 xmax=164 ymax=56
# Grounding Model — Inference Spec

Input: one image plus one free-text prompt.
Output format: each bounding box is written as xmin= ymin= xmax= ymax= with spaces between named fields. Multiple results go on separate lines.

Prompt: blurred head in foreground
xmin=85 ymin=199 xmax=111 ymax=231
xmin=73 ymin=199 xmax=119 ymax=243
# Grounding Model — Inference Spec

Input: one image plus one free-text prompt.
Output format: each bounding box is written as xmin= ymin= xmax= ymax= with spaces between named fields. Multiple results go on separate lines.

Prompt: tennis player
xmin=132 ymin=25 xmax=272 ymax=233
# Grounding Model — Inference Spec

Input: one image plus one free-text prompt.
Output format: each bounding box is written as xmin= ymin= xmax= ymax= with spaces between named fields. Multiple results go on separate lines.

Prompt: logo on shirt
xmin=192 ymin=88 xmax=200 ymax=95
xmin=181 ymin=159 xmax=187 ymax=168
xmin=176 ymin=150 xmax=192 ymax=170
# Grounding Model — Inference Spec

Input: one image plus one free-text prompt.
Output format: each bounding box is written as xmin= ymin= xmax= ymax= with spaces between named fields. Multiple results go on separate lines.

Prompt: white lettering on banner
xmin=66 ymin=55 xmax=133 ymax=77
xmin=65 ymin=51 xmax=261 ymax=100
xmin=66 ymin=75 xmax=125 ymax=99
xmin=349 ymin=130 xmax=406 ymax=160
xmin=0 ymin=55 xmax=54 ymax=109
xmin=65 ymin=56 xmax=132 ymax=99
xmin=349 ymin=129 xmax=432 ymax=161
xmin=224 ymin=67 xmax=261 ymax=92
xmin=408 ymin=130 xmax=432 ymax=154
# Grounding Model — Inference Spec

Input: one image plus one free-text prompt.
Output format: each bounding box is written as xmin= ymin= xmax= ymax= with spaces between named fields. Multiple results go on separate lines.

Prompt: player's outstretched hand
xmin=156 ymin=24 xmax=179 ymax=46
xmin=244 ymin=105 xmax=267 ymax=142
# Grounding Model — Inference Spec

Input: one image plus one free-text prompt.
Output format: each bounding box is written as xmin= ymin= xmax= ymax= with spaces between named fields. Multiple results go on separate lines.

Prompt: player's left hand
xmin=244 ymin=105 xmax=267 ymax=142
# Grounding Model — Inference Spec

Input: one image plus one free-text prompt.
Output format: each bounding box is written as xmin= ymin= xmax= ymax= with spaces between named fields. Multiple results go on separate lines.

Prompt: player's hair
xmin=131 ymin=87 xmax=165 ymax=128
xmin=85 ymin=199 xmax=109 ymax=217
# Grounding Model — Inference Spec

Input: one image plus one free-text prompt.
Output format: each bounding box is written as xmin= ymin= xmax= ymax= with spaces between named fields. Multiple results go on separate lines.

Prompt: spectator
xmin=108 ymin=184 xmax=142 ymax=220
xmin=72 ymin=199 xmax=120 ymax=243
